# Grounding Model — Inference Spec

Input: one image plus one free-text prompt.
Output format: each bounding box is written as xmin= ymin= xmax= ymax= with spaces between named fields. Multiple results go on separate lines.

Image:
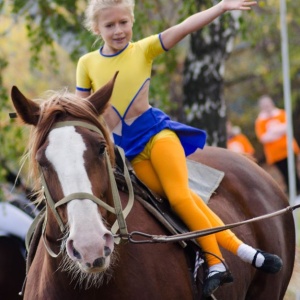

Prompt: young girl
xmin=76 ymin=0 xmax=282 ymax=296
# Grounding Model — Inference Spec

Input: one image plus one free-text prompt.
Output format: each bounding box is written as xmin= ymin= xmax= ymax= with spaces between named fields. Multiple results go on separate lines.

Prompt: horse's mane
xmin=24 ymin=89 xmax=114 ymax=204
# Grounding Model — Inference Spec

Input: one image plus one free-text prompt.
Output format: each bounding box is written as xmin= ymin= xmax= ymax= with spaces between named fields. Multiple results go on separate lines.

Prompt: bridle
xmin=26 ymin=120 xmax=134 ymax=257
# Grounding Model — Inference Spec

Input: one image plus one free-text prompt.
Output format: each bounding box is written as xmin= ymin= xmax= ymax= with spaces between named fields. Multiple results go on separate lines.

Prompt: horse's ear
xmin=87 ymin=71 xmax=119 ymax=115
xmin=11 ymin=86 xmax=40 ymax=126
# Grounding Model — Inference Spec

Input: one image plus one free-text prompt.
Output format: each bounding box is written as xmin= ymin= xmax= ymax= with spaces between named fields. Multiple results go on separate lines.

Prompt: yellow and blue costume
xmin=76 ymin=34 xmax=206 ymax=160
xmin=76 ymin=34 xmax=243 ymax=266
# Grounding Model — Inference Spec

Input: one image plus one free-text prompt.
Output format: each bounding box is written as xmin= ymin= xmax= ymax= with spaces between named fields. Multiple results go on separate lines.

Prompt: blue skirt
xmin=113 ymin=107 xmax=207 ymax=161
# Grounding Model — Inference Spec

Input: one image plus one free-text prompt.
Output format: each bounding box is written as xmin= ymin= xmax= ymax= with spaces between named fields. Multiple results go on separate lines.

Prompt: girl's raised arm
xmin=160 ymin=0 xmax=256 ymax=50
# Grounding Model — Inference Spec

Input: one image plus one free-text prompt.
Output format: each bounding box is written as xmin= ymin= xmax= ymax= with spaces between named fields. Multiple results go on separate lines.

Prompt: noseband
xmin=29 ymin=120 xmax=134 ymax=257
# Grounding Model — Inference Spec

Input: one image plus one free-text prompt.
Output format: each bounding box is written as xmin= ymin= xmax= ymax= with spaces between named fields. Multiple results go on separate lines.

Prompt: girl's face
xmin=95 ymin=6 xmax=133 ymax=55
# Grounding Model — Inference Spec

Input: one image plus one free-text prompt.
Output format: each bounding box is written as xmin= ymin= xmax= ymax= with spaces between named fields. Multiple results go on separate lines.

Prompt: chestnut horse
xmin=10 ymin=74 xmax=295 ymax=300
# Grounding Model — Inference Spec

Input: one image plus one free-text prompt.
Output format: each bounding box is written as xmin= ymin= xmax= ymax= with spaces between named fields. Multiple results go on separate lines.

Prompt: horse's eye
xmin=99 ymin=144 xmax=106 ymax=155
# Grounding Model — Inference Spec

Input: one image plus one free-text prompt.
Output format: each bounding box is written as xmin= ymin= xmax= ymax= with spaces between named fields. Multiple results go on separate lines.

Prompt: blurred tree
xmin=181 ymin=0 xmax=245 ymax=147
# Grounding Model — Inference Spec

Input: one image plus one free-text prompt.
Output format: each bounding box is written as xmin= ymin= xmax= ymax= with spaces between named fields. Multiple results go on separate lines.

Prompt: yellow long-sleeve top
xmin=76 ymin=34 xmax=206 ymax=161
xmin=76 ymin=34 xmax=165 ymax=117
xmin=255 ymin=108 xmax=299 ymax=164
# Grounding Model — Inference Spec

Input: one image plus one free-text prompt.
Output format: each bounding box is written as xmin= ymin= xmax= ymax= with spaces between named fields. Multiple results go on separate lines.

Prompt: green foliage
xmin=0 ymin=50 xmax=30 ymax=182
xmin=11 ymin=0 xmax=85 ymax=68
xmin=0 ymin=55 xmax=10 ymax=183
xmin=0 ymin=57 xmax=8 ymax=108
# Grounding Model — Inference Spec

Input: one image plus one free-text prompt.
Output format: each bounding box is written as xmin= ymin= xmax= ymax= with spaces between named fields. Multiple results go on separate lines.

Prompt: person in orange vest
xmin=255 ymin=95 xmax=300 ymax=194
xmin=226 ymin=121 xmax=255 ymax=157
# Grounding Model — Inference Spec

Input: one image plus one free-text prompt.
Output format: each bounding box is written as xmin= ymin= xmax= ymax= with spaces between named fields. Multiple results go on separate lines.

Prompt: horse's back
xmin=189 ymin=146 xmax=295 ymax=299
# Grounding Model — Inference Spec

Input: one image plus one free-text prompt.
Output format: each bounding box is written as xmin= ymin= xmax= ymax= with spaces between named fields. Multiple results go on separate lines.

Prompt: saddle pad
xmin=187 ymin=159 xmax=224 ymax=204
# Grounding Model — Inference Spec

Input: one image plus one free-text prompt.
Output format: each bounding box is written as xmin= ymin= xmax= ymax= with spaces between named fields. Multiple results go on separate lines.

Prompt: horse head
xmin=11 ymin=72 xmax=120 ymax=284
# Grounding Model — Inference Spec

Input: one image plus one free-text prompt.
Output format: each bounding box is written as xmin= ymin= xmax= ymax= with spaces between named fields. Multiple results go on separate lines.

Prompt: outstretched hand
xmin=221 ymin=0 xmax=257 ymax=11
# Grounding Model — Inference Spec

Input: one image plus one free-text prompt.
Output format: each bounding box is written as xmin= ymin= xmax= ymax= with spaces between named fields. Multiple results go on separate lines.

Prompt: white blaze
xmin=46 ymin=126 xmax=91 ymax=195
xmin=45 ymin=126 xmax=104 ymax=234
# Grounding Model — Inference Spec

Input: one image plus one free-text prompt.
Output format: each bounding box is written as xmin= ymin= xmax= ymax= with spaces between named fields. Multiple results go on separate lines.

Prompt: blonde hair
xmin=84 ymin=0 xmax=135 ymax=35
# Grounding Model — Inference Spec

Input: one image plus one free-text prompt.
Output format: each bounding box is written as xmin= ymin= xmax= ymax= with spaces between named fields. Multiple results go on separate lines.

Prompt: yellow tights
xmin=132 ymin=131 xmax=243 ymax=266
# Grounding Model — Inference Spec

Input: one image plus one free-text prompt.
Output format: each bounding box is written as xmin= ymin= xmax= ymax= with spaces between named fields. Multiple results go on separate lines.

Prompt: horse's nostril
xmin=73 ymin=247 xmax=81 ymax=259
xmin=104 ymin=246 xmax=111 ymax=257
xmin=67 ymin=239 xmax=82 ymax=260
xmin=93 ymin=257 xmax=105 ymax=268
xmin=103 ymin=232 xmax=113 ymax=241
xmin=103 ymin=232 xmax=114 ymax=249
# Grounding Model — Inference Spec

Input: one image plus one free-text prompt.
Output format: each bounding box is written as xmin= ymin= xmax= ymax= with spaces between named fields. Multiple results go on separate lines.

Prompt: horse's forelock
xmin=25 ymin=90 xmax=115 ymax=201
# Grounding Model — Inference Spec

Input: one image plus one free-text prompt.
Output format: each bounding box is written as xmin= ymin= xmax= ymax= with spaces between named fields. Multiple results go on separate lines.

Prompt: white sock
xmin=208 ymin=263 xmax=226 ymax=277
xmin=237 ymin=244 xmax=265 ymax=267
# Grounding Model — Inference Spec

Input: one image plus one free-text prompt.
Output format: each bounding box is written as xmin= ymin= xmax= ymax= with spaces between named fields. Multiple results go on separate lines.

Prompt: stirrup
xmin=202 ymin=251 xmax=234 ymax=298
xmin=202 ymin=270 xmax=234 ymax=298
